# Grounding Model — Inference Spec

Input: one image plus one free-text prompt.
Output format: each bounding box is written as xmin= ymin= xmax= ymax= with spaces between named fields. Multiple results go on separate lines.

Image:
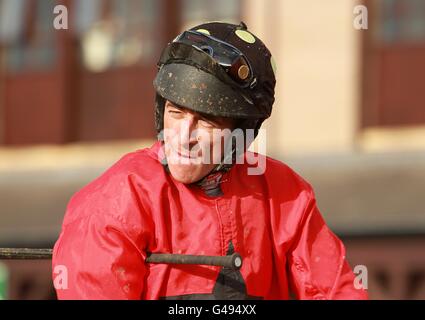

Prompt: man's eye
xmin=199 ymin=119 xmax=215 ymax=128
xmin=168 ymin=110 xmax=182 ymax=114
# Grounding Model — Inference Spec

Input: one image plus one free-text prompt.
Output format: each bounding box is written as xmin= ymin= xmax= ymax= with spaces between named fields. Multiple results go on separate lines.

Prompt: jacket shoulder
xmin=263 ymin=155 xmax=315 ymax=198
xmin=62 ymin=144 xmax=163 ymax=227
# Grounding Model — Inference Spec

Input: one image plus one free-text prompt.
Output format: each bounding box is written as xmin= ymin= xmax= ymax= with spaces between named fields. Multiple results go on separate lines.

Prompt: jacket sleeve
xmin=287 ymin=191 xmax=368 ymax=300
xmin=52 ymin=212 xmax=148 ymax=300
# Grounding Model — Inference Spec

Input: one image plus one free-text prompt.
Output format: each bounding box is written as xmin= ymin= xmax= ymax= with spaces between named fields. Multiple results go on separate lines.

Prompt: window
xmin=181 ymin=0 xmax=241 ymax=31
xmin=377 ymin=0 xmax=425 ymax=44
xmin=362 ymin=0 xmax=425 ymax=128
xmin=75 ymin=0 xmax=160 ymax=72
xmin=0 ymin=0 xmax=57 ymax=72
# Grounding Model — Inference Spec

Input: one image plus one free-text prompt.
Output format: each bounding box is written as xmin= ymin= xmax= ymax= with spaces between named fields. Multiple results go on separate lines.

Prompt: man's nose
xmin=180 ymin=117 xmax=199 ymax=146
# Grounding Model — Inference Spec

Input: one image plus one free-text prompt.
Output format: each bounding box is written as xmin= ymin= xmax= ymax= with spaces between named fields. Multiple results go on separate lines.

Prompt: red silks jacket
xmin=52 ymin=142 xmax=368 ymax=300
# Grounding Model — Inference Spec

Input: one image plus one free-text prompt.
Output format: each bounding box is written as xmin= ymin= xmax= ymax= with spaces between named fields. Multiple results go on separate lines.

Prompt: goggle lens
xmin=173 ymin=31 xmax=254 ymax=87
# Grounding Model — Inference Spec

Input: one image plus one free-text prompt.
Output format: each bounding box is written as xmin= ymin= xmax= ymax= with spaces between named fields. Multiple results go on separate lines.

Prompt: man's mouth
xmin=176 ymin=150 xmax=191 ymax=158
xmin=166 ymin=142 xmax=209 ymax=164
xmin=171 ymin=145 xmax=202 ymax=159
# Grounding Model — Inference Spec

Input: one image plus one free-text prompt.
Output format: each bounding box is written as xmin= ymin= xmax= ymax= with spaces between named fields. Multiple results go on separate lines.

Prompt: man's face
xmin=163 ymin=100 xmax=235 ymax=184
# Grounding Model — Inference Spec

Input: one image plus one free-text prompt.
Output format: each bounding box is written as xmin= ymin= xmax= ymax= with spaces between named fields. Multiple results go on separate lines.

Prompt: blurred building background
xmin=0 ymin=0 xmax=424 ymax=299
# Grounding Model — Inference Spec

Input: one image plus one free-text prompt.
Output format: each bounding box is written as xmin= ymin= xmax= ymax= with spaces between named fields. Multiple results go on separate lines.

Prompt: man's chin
xmin=167 ymin=163 xmax=212 ymax=184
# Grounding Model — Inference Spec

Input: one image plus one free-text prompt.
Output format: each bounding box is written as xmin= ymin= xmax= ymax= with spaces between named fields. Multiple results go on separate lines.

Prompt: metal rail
xmin=0 ymin=248 xmax=243 ymax=271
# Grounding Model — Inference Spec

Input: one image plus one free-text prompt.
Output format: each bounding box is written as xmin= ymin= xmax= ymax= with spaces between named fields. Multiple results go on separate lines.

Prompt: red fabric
xmin=52 ymin=141 xmax=368 ymax=300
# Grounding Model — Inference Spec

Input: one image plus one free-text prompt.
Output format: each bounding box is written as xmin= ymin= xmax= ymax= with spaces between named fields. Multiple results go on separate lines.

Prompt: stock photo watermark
xmin=53 ymin=263 xmax=368 ymax=293
xmin=53 ymin=4 xmax=368 ymax=31
xmin=53 ymin=265 xmax=68 ymax=290
xmin=53 ymin=5 xmax=68 ymax=30
xmin=354 ymin=265 xmax=368 ymax=290
xmin=160 ymin=127 xmax=267 ymax=175
xmin=353 ymin=5 xmax=368 ymax=30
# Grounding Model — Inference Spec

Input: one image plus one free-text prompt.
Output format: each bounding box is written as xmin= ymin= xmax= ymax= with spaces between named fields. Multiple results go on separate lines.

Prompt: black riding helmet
xmin=153 ymin=21 xmax=276 ymax=137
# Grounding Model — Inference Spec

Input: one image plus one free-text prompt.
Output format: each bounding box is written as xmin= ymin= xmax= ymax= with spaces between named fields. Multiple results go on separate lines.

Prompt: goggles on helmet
xmin=161 ymin=30 xmax=256 ymax=89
